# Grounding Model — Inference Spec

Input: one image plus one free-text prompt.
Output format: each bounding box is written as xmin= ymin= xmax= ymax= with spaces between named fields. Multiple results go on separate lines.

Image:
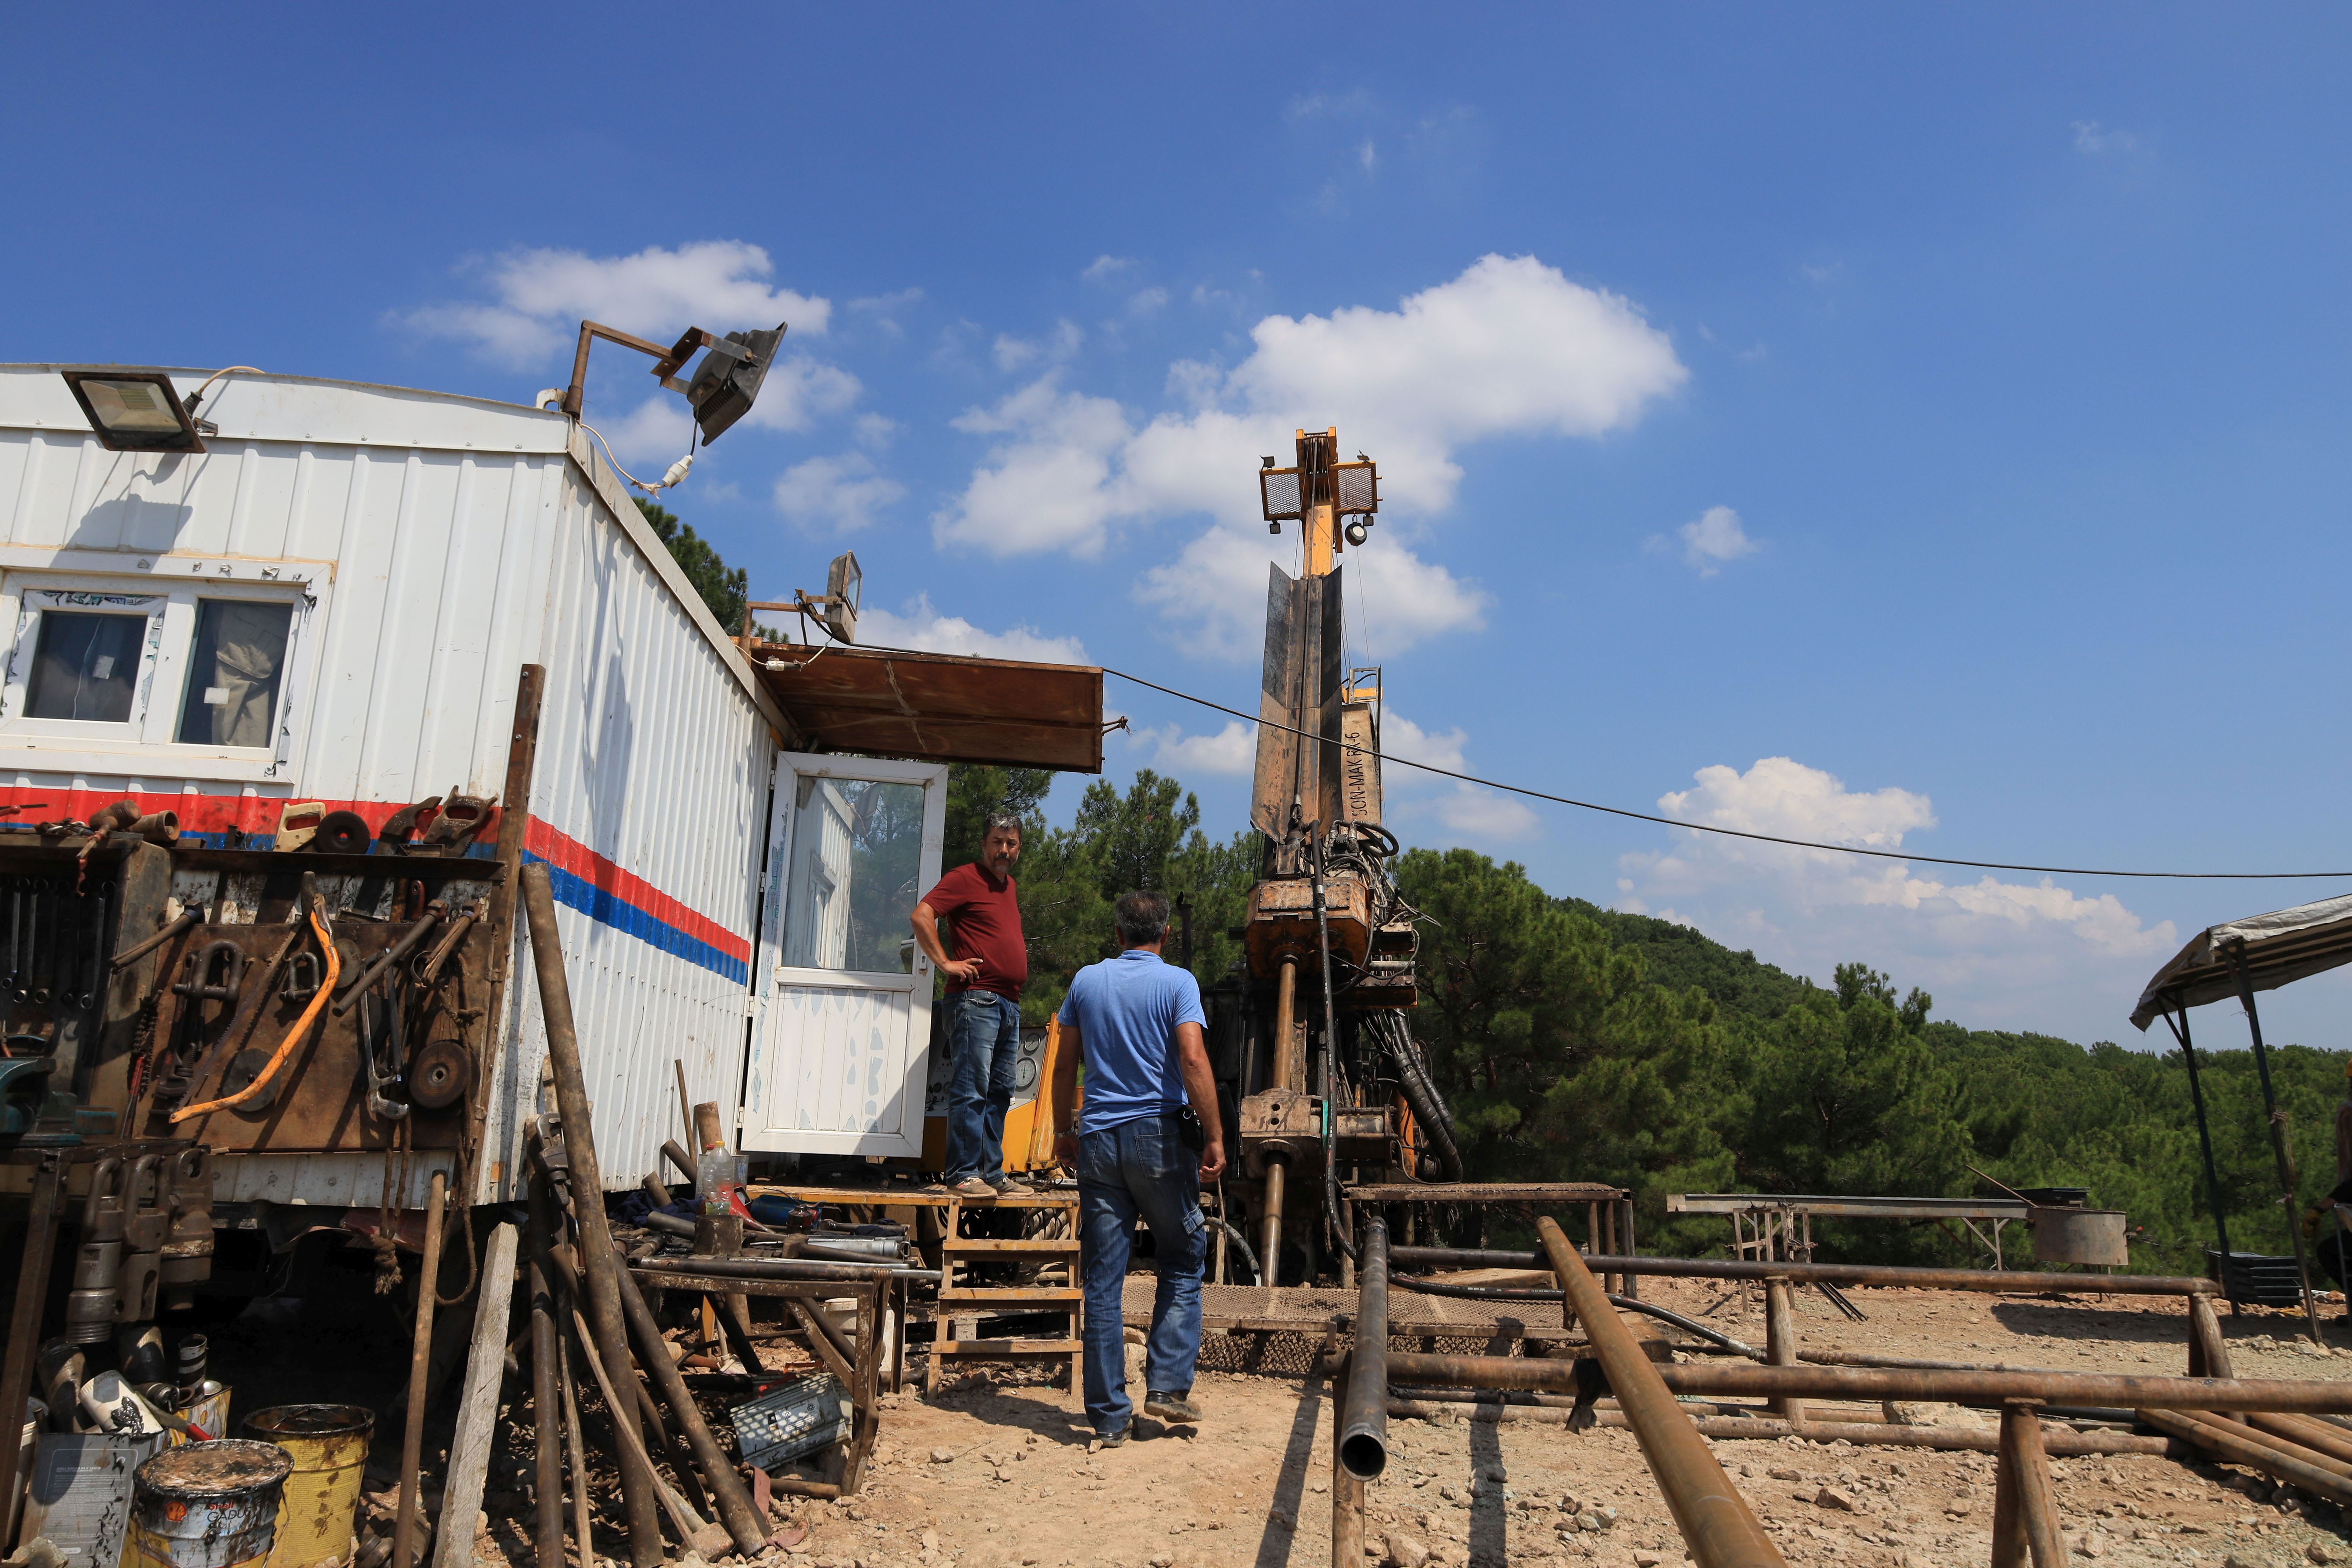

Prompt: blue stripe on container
xmin=523 ymin=850 xmax=749 ymax=985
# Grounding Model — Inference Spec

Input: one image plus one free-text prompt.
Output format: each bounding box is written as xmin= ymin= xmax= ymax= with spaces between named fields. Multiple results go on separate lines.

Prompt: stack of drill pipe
xmin=522 ymin=864 xmax=770 ymax=1567
xmin=1531 ymin=1217 xmax=1788 ymax=1567
xmin=2139 ymin=1408 xmax=2352 ymax=1506
xmin=1389 ymin=1244 xmax=2224 ymax=1298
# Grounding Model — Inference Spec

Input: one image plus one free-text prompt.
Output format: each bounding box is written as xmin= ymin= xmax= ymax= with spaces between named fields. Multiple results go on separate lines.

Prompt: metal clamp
xmin=172 ymin=941 xmax=248 ymax=1004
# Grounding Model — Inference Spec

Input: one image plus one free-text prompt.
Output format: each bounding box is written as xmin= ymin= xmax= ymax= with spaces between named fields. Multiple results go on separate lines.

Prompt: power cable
xmin=1090 ymin=665 xmax=2352 ymax=881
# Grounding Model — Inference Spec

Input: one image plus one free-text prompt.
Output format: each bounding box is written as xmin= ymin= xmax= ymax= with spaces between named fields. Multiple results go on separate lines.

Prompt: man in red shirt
xmin=911 ymin=811 xmax=1031 ymax=1196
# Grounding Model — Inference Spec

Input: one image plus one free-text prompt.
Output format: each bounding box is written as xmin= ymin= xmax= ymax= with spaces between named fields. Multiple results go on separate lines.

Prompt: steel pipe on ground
xmin=1340 ymin=1217 xmax=1390 ymax=1481
xmin=1533 ymin=1217 xmax=1787 ymax=1568
xmin=1383 ymin=1398 xmax=2176 ymax=1454
xmin=2139 ymin=1408 xmax=2352 ymax=1508
xmin=1385 ymin=1351 xmax=2352 ymax=1414
xmin=1388 ymin=1245 xmax=2220 ymax=1297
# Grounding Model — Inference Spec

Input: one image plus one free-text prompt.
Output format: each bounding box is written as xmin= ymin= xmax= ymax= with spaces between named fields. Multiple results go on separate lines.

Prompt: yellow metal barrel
xmin=122 ymin=1439 xmax=292 ymax=1568
xmin=241 ymin=1405 xmax=374 ymax=1568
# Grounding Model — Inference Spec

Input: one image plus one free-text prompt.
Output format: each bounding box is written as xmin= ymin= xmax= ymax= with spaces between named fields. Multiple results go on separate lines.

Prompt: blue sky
xmin=9 ymin=7 xmax=2350 ymax=1046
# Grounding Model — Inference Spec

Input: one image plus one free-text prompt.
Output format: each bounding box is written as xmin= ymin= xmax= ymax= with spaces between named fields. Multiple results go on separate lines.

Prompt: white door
xmin=740 ymin=752 xmax=947 ymax=1156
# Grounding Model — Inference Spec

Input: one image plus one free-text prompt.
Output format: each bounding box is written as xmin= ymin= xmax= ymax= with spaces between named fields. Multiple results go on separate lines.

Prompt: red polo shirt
xmin=920 ymin=862 xmax=1028 ymax=1001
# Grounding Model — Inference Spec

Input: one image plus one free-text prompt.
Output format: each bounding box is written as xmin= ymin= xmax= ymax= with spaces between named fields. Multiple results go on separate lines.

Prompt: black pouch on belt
xmin=1177 ymin=1106 xmax=1205 ymax=1152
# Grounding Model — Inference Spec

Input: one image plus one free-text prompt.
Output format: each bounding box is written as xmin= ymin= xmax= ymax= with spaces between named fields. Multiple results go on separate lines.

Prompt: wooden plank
xmin=937 ymin=1287 xmax=1083 ymax=1303
xmin=939 ymin=1238 xmax=1079 ymax=1253
xmin=434 ymin=1222 xmax=519 ymax=1568
xmin=933 ymin=1339 xmax=1084 ymax=1355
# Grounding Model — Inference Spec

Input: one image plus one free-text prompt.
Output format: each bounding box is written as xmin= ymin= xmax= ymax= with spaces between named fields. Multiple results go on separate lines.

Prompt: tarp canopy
xmin=2129 ymin=891 xmax=2352 ymax=1030
xmin=752 ymin=642 xmax=1104 ymax=773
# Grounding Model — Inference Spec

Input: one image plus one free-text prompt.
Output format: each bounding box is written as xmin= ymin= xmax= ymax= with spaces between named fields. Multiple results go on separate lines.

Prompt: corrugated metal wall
xmin=480 ymin=458 xmax=770 ymax=1201
xmin=0 ymin=369 xmax=775 ymax=1201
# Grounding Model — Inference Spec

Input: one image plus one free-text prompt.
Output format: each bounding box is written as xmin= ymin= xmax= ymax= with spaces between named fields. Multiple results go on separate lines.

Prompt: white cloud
xmin=1128 ymin=286 xmax=1170 ymax=316
xmin=856 ymin=595 xmax=1089 ymax=665
xmin=1372 ymin=708 xmax=1539 ymax=844
xmin=400 ymin=241 xmax=830 ymax=367
xmin=852 ymin=412 xmax=898 ymax=448
xmin=848 ymin=287 xmax=923 ymax=338
xmin=1678 ymin=505 xmax=1758 ymax=576
xmin=1617 ymin=757 xmax=2177 ymax=1034
xmin=733 ymin=356 xmax=861 ymax=434
xmin=1132 ymin=523 xmax=1486 ymax=657
xmin=1082 ymin=255 xmax=1136 ymax=282
xmin=597 ymin=397 xmax=695 ymax=465
xmin=2073 ymin=120 xmax=2140 ymax=155
xmin=1132 ymin=720 xmax=1258 ymax=777
xmin=933 ymin=255 xmax=1686 ymax=620
xmin=772 ymin=453 xmax=906 ymax=533
xmin=992 ymin=320 xmax=1084 ymax=372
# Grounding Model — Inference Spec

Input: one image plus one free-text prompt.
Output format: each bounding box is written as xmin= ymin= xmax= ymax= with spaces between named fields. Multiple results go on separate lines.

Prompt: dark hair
xmin=981 ymin=811 xmax=1024 ymax=842
xmin=1113 ymin=889 xmax=1169 ymax=947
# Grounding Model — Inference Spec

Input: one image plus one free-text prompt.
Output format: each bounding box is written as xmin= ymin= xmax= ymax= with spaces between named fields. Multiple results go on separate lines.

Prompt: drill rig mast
xmin=1210 ymin=428 xmax=1461 ymax=1287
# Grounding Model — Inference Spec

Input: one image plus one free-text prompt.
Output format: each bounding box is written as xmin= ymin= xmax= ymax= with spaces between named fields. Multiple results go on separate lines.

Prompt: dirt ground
xmin=335 ymin=1269 xmax=2352 ymax=1568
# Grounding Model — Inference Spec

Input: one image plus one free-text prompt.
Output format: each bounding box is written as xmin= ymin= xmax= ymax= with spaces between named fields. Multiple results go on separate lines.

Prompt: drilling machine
xmin=1206 ymin=429 xmax=1462 ymax=1287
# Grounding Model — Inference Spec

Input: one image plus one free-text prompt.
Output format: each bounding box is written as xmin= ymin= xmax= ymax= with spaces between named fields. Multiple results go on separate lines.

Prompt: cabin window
xmin=25 ymin=609 xmax=148 ymax=723
xmin=175 ymin=599 xmax=294 ymax=749
xmin=2 ymin=572 xmax=313 ymax=780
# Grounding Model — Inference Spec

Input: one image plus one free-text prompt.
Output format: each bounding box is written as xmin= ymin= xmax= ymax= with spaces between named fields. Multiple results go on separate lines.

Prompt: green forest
xmin=950 ymin=762 xmax=2351 ymax=1280
xmin=663 ymin=507 xmax=2349 ymax=1280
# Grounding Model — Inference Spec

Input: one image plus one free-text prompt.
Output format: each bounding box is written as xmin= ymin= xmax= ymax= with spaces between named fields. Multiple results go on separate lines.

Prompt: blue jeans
xmin=1077 ymin=1113 xmax=1206 ymax=1436
xmin=944 ymin=990 xmax=1020 ymax=1183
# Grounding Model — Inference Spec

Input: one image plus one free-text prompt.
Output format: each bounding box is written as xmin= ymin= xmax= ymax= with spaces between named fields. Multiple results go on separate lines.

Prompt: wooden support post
xmin=1991 ymin=1400 xmax=2066 ymax=1567
xmin=394 ymin=1173 xmax=449 ymax=1568
xmin=434 ymin=1219 xmax=520 ymax=1568
xmin=1764 ymin=1277 xmax=1806 ymax=1430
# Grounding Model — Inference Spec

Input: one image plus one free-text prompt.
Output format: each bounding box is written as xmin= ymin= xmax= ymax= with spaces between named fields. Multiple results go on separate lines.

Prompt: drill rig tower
xmin=1220 ymin=428 xmax=1461 ymax=1286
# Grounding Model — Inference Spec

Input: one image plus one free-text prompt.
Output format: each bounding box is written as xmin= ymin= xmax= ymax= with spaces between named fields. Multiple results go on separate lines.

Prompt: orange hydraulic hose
xmin=171 ymin=898 xmax=338 ymax=1123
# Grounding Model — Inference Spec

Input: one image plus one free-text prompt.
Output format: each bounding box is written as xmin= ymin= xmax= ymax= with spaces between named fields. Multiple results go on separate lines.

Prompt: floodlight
xmin=684 ymin=324 xmax=786 ymax=445
xmin=823 ymin=552 xmax=861 ymax=644
xmin=60 ymin=369 xmax=205 ymax=454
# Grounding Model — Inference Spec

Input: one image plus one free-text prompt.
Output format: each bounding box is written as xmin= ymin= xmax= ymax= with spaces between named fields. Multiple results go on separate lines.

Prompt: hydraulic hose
xmin=1206 ymin=1216 xmax=1264 ymax=1286
xmin=1312 ymin=829 xmax=1355 ymax=1263
xmin=1383 ymin=1017 xmax=1463 ymax=1182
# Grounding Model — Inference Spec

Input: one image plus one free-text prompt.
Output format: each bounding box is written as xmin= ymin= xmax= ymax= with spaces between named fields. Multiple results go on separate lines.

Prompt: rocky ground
xmin=340 ymin=1269 xmax=2352 ymax=1568
xmin=700 ymin=1279 xmax=2352 ymax=1568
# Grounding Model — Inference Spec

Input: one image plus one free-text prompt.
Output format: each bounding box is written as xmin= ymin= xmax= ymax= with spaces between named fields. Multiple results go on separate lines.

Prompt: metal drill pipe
xmin=1339 ymin=1217 xmax=1390 ymax=1480
xmin=1533 ymin=1217 xmax=1786 ymax=1568
xmin=2140 ymin=1407 xmax=2352 ymax=1508
xmin=520 ymin=863 xmax=663 ymax=1568
xmin=1272 ymin=955 xmax=1301 ymax=1090
xmin=331 ymin=902 xmax=445 ymax=1015
xmin=1387 ymin=1246 xmax=2222 ymax=1297
xmin=1382 ymin=1399 xmax=2177 ymax=1454
xmin=1260 ymin=1159 xmax=1287 ymax=1290
xmin=1385 ymin=1350 xmax=2352 ymax=1413
xmin=625 ymin=1254 xmax=931 ymax=1284
xmin=524 ymin=1151 xmax=566 ymax=1568
xmin=612 ymin=1265 xmax=769 ymax=1556
xmin=1993 ymin=1401 xmax=2065 ymax=1568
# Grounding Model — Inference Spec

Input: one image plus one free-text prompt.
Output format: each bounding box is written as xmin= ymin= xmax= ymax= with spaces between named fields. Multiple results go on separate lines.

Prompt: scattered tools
xmin=411 ymin=901 xmax=481 ymax=989
xmin=170 ymin=891 xmax=341 ymax=1124
xmin=333 ymin=902 xmax=447 ymax=1015
xmin=378 ymin=797 xmax=441 ymax=853
xmin=111 ymin=909 xmax=201 ymax=973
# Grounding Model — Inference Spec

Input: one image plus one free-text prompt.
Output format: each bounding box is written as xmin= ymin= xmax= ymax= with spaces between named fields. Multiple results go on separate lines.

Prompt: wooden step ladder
xmin=927 ymin=1190 xmax=1083 ymax=1396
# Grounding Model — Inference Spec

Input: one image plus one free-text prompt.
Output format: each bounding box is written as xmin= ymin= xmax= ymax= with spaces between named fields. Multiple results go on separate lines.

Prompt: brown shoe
xmin=950 ymin=1176 xmax=996 ymax=1198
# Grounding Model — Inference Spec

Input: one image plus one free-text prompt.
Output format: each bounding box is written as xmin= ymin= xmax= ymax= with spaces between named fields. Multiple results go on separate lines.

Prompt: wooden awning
xmin=750 ymin=642 xmax=1104 ymax=772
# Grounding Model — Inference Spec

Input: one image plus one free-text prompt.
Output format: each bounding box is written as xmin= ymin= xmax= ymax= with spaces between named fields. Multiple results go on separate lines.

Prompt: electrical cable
xmin=1088 ymin=665 xmax=2352 ymax=881
xmin=578 ymin=419 xmax=697 ymax=496
xmin=182 ymin=366 xmax=264 ymax=419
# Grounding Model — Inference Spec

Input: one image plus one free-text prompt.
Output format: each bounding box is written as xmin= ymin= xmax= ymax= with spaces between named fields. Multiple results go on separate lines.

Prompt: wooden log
xmin=433 ymin=1220 xmax=520 ymax=1568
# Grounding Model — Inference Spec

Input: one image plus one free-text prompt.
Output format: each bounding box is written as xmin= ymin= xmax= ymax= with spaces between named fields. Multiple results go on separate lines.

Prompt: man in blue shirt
xmin=1050 ymin=889 xmax=1227 ymax=1444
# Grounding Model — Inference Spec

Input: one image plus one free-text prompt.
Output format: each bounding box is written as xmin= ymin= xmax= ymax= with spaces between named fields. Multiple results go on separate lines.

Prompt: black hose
xmin=1205 ymin=1217 xmax=1263 ymax=1285
xmin=1386 ymin=1274 xmax=1764 ymax=1360
xmin=1383 ymin=1018 xmax=1463 ymax=1182
xmin=1312 ymin=828 xmax=1356 ymax=1264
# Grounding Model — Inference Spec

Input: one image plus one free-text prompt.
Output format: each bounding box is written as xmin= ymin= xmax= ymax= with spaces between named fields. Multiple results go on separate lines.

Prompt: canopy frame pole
xmin=2228 ymin=941 xmax=2325 ymax=1346
xmin=2162 ymin=1005 xmax=2237 ymax=1313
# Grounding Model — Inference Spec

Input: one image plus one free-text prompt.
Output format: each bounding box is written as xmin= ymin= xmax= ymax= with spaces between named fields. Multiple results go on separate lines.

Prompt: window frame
xmin=0 ymin=566 xmax=321 ymax=784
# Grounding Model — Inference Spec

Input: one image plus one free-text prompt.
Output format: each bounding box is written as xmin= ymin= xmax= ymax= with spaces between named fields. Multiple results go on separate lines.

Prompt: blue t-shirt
xmin=1057 ymin=948 xmax=1208 ymax=1134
